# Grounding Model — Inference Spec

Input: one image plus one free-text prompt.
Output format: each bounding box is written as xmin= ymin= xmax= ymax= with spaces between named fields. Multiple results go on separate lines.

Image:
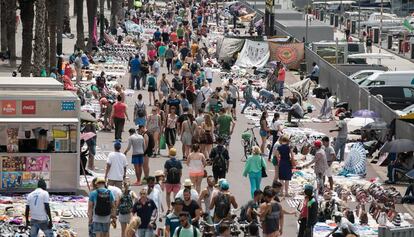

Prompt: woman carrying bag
xmin=243 ymin=146 xmax=267 ymax=198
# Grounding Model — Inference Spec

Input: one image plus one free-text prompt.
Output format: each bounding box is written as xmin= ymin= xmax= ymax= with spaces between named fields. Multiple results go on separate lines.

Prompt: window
xmin=403 ymin=87 xmax=414 ymax=98
xmin=368 ymin=81 xmax=385 ymax=86
xmin=354 ymin=72 xmax=373 ymax=80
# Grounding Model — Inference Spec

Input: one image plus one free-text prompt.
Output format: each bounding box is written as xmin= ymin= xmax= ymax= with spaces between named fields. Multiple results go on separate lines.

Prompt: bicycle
xmin=238 ymin=220 xmax=261 ymax=237
xmin=241 ymin=125 xmax=260 ymax=162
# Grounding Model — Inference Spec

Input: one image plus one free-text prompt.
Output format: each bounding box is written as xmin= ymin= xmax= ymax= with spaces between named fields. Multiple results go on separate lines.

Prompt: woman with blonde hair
xmin=275 ymin=135 xmax=294 ymax=197
xmin=200 ymin=113 xmax=215 ymax=158
xmin=243 ymin=146 xmax=267 ymax=198
xmin=186 ymin=144 xmax=206 ymax=193
xmin=125 ymin=216 xmax=141 ymax=237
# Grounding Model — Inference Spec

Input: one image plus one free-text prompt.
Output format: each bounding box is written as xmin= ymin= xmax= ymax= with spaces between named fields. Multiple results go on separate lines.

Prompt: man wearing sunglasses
xmin=132 ymin=188 xmax=158 ymax=237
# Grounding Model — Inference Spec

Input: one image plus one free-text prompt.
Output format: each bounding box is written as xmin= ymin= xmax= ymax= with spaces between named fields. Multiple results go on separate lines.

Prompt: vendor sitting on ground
xmin=386 ymin=152 xmax=413 ymax=184
xmin=325 ymin=212 xmax=359 ymax=237
xmin=287 ymin=98 xmax=304 ymax=123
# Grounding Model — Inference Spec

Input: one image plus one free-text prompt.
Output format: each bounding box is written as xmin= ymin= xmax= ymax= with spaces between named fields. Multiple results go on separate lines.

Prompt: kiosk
xmin=0 ymin=88 xmax=80 ymax=193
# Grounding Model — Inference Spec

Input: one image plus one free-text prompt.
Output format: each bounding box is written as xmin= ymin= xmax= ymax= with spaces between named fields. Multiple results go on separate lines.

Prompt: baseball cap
xmin=114 ymin=141 xmax=122 ymax=149
xmin=220 ymin=180 xmax=229 ymax=190
xmin=314 ymin=140 xmax=322 ymax=148
xmin=95 ymin=177 xmax=106 ymax=185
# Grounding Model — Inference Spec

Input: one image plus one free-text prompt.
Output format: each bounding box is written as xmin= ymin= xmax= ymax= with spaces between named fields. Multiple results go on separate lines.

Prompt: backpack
xmin=94 ymin=189 xmax=112 ymax=216
xmin=214 ymin=192 xmax=231 ymax=219
xmin=167 ymin=165 xmax=181 ymax=184
xmin=175 ymin=60 xmax=182 ymax=70
xmin=177 ymin=226 xmax=198 ymax=237
xmin=118 ymin=191 xmax=133 ymax=215
xmin=135 ymin=102 xmax=146 ymax=117
xmin=144 ymin=131 xmax=155 ymax=154
xmin=212 ymin=147 xmax=226 ymax=173
xmin=148 ymin=76 xmax=156 ymax=88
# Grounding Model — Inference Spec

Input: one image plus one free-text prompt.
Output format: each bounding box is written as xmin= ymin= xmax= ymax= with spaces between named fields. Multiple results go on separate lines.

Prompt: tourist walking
xmin=210 ymin=137 xmax=230 ymax=182
xmin=124 ymin=128 xmax=145 ymax=186
xmin=118 ymin=182 xmax=137 ymax=237
xmin=181 ymin=114 xmax=198 ymax=159
xmin=187 ymin=144 xmax=206 ymax=194
xmin=147 ymin=72 xmax=157 ymax=106
xmin=330 ymin=113 xmax=348 ymax=162
xmin=268 ymin=113 xmax=283 ymax=161
xmin=165 ymin=198 xmax=184 ymax=237
xmin=243 ymin=146 xmax=267 ymax=198
xmin=259 ymin=111 xmax=270 ymax=155
xmin=297 ymin=185 xmax=318 ymax=237
xmin=274 ymin=136 xmax=294 ymax=197
xmin=132 ymin=188 xmax=158 ymax=237
xmin=105 ymin=141 xmax=128 ymax=189
xmin=216 ymin=108 xmax=235 ymax=146
xmin=200 ymin=113 xmax=215 ymax=159
xmin=147 ymin=108 xmax=162 ymax=156
xmin=111 ymin=95 xmax=129 ymax=141
xmin=165 ymin=106 xmax=178 ymax=149
xmin=159 ymin=73 xmax=171 ymax=101
xmin=227 ymin=78 xmax=240 ymax=119
xmin=134 ymin=94 xmax=147 ymax=127
xmin=139 ymin=125 xmax=154 ymax=182
xmin=173 ymin=212 xmax=201 ymax=237
xmin=130 ymin=54 xmax=141 ymax=90
xmin=241 ymin=80 xmax=262 ymax=114
xmin=164 ymin=148 xmax=183 ymax=211
xmin=259 ymin=188 xmax=284 ymax=237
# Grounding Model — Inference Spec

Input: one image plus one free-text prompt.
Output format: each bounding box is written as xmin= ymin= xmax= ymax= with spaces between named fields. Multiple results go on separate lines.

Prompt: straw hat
xmin=183 ymin=179 xmax=193 ymax=187
xmin=154 ymin=170 xmax=164 ymax=177
xmin=95 ymin=177 xmax=106 ymax=185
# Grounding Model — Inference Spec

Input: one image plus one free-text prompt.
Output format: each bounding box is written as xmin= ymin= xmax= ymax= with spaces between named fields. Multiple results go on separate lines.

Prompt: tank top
xmin=263 ymin=202 xmax=281 ymax=234
xmin=204 ymin=187 xmax=213 ymax=214
xmin=189 ymin=153 xmax=204 ymax=173
xmin=147 ymin=115 xmax=160 ymax=131
xmin=166 ymin=115 xmax=177 ymax=129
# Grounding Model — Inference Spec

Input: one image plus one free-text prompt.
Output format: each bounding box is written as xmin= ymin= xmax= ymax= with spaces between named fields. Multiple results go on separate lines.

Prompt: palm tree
xmin=86 ymin=0 xmax=98 ymax=50
xmin=75 ymin=0 xmax=85 ymax=50
xmin=5 ymin=0 xmax=16 ymax=68
xmin=33 ymin=0 xmax=47 ymax=76
xmin=63 ymin=0 xmax=71 ymax=34
xmin=1 ymin=0 xmax=8 ymax=52
xmin=19 ymin=0 xmax=35 ymax=76
xmin=110 ymin=0 xmax=121 ymax=33
xmin=48 ymin=0 xmax=57 ymax=68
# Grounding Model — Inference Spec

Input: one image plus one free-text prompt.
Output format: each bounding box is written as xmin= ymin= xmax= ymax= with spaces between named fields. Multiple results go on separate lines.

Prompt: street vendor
xmin=325 ymin=212 xmax=359 ymax=237
xmin=298 ymin=185 xmax=318 ymax=237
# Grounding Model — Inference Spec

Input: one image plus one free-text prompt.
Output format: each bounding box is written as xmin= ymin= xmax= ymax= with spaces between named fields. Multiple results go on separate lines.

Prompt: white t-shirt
xmin=200 ymin=86 xmax=213 ymax=100
xmin=27 ymin=188 xmax=50 ymax=221
xmin=149 ymin=185 xmax=163 ymax=214
xmin=107 ymin=152 xmax=128 ymax=181
xmin=108 ymin=185 xmax=122 ymax=201
xmin=205 ymin=67 xmax=213 ymax=79
xmin=270 ymin=120 xmax=283 ymax=136
xmin=175 ymin=189 xmax=199 ymax=201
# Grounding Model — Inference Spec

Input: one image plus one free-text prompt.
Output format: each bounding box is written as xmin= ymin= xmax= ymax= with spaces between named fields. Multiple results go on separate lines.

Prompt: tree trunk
xmin=1 ymin=0 xmax=8 ymax=52
xmin=75 ymin=0 xmax=85 ymax=50
xmin=106 ymin=0 xmax=110 ymax=10
xmin=63 ymin=0 xmax=71 ymax=34
xmin=99 ymin=0 xmax=105 ymax=44
xmin=110 ymin=0 xmax=120 ymax=33
xmin=73 ymin=0 xmax=77 ymax=16
xmin=86 ymin=0 xmax=97 ymax=50
xmin=19 ymin=0 xmax=35 ymax=76
xmin=5 ymin=0 xmax=16 ymax=67
xmin=33 ymin=0 xmax=47 ymax=76
xmin=128 ymin=0 xmax=134 ymax=10
xmin=48 ymin=0 xmax=57 ymax=68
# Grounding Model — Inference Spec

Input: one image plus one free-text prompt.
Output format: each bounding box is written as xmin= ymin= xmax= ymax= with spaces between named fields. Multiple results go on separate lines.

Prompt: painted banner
xmin=2 ymin=155 xmax=50 ymax=189
xmin=235 ymin=40 xmax=270 ymax=68
xmin=269 ymin=42 xmax=304 ymax=70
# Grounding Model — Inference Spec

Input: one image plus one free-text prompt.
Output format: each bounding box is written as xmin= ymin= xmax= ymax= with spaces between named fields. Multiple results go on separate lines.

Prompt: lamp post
xmin=305 ymin=0 xmax=309 ymax=44
xmin=379 ymin=0 xmax=383 ymax=64
xmin=358 ymin=0 xmax=361 ymax=39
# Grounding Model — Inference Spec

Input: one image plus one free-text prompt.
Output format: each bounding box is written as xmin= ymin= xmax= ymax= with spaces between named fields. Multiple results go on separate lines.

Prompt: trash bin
xmin=373 ymin=28 xmax=380 ymax=44
xmin=334 ymin=15 xmax=339 ymax=27
xmin=387 ymin=35 xmax=393 ymax=49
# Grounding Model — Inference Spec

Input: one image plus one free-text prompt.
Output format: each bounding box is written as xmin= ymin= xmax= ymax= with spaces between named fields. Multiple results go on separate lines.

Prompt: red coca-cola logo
xmin=22 ymin=101 xmax=36 ymax=114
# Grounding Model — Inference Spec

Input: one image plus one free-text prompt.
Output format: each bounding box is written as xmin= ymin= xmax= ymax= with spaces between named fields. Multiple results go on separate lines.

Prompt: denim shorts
xmin=93 ymin=222 xmax=110 ymax=233
xmin=260 ymin=129 xmax=268 ymax=137
xmin=132 ymin=154 xmax=144 ymax=165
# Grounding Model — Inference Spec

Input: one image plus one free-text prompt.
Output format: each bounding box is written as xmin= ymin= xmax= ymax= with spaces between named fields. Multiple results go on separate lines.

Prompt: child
xmin=118 ymin=182 xmax=137 ymax=237
xmin=125 ymin=216 xmax=141 ymax=237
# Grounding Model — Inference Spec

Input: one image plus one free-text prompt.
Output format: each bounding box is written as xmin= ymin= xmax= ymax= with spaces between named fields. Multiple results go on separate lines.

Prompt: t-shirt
xmin=106 ymin=152 xmax=128 ymax=181
xmin=166 ymin=213 xmax=181 ymax=237
xmin=154 ymin=31 xmax=162 ymax=40
xmin=158 ymin=46 xmax=167 ymax=57
xmin=27 ymin=188 xmax=50 ymax=221
xmin=180 ymin=47 xmax=190 ymax=59
xmin=89 ymin=188 xmax=115 ymax=223
xmin=324 ymin=145 xmax=335 ymax=165
xmin=170 ymin=32 xmax=178 ymax=42
xmin=270 ymin=120 xmax=283 ymax=136
xmin=217 ymin=114 xmax=233 ymax=136
xmin=113 ymin=102 xmax=127 ymax=119
xmin=291 ymin=103 xmax=304 ymax=117
xmin=176 ymin=189 xmax=199 ymax=201
xmin=229 ymin=84 xmax=238 ymax=99
xmin=278 ymin=68 xmax=286 ymax=81
xmin=127 ymin=134 xmax=145 ymax=155
xmin=337 ymin=120 xmax=348 ymax=139
xmin=200 ymin=86 xmax=212 ymax=100
xmin=166 ymin=49 xmax=175 ymax=59
xmin=130 ymin=58 xmax=141 ymax=74
xmin=164 ymin=158 xmax=183 ymax=184
xmin=108 ymin=185 xmax=122 ymax=200
xmin=132 ymin=199 xmax=157 ymax=228
xmin=152 ymin=62 xmax=160 ymax=76
xmin=182 ymin=200 xmax=201 ymax=221
xmin=173 ymin=225 xmax=201 ymax=237
xmin=177 ymin=28 xmax=184 ymax=38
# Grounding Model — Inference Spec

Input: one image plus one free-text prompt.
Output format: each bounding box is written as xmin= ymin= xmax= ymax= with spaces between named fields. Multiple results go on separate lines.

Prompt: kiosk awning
xmin=0 ymin=118 xmax=78 ymax=123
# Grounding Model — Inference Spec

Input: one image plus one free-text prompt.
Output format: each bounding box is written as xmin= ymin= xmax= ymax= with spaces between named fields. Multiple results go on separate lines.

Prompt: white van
xmin=359 ymin=71 xmax=414 ymax=88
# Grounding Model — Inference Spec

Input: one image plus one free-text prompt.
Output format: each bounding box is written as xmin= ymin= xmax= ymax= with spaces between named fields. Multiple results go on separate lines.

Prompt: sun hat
xmin=183 ymin=179 xmax=193 ymax=187
xmin=95 ymin=177 xmax=106 ymax=185
xmin=154 ymin=170 xmax=164 ymax=177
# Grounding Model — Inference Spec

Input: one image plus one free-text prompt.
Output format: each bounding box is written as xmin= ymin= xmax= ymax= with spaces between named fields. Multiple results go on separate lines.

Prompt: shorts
xmin=207 ymin=78 xmax=212 ymax=84
xmin=165 ymin=183 xmax=181 ymax=193
xmin=86 ymin=137 xmax=97 ymax=155
xmin=259 ymin=129 xmax=268 ymax=137
xmin=119 ymin=213 xmax=131 ymax=224
xmin=108 ymin=180 xmax=123 ymax=189
xmin=230 ymin=98 xmax=237 ymax=109
xmin=93 ymin=222 xmax=110 ymax=233
xmin=325 ymin=166 xmax=333 ymax=177
xmin=148 ymin=86 xmax=156 ymax=92
xmin=189 ymin=170 xmax=205 ymax=177
xmin=132 ymin=154 xmax=144 ymax=165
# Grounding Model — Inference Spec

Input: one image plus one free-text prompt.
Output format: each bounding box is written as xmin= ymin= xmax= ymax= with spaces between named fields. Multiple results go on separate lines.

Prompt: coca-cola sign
xmin=1 ymin=100 xmax=16 ymax=115
xmin=22 ymin=100 xmax=36 ymax=114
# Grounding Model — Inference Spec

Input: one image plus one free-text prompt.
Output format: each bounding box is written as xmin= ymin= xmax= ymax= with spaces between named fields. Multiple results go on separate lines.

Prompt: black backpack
xmin=214 ymin=192 xmax=231 ymax=219
xmin=212 ymin=147 xmax=226 ymax=173
xmin=135 ymin=102 xmax=145 ymax=118
xmin=144 ymin=131 xmax=155 ymax=154
xmin=95 ymin=189 xmax=112 ymax=216
xmin=167 ymin=165 xmax=181 ymax=184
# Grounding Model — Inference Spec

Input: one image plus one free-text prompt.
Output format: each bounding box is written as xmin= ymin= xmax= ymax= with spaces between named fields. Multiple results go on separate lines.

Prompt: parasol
xmin=80 ymin=132 xmax=96 ymax=142
xmin=343 ymin=143 xmax=367 ymax=176
xmin=380 ymin=139 xmax=414 ymax=153
xmin=347 ymin=117 xmax=375 ymax=132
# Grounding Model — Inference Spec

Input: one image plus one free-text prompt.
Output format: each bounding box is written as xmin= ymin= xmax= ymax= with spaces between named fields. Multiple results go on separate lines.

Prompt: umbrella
xmin=343 ymin=143 xmax=367 ymax=176
xmin=353 ymin=109 xmax=379 ymax=118
xmin=380 ymin=139 xmax=414 ymax=153
xmin=80 ymin=111 xmax=97 ymax=122
xmin=405 ymin=169 xmax=414 ymax=179
xmin=347 ymin=117 xmax=375 ymax=132
xmin=361 ymin=121 xmax=388 ymax=130
xmin=80 ymin=132 xmax=96 ymax=141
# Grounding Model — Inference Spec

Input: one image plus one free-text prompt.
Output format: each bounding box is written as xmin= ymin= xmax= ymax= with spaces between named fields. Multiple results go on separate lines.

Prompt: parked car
xmin=360 ymin=71 xmax=414 ymax=88
xmin=349 ymin=70 xmax=385 ymax=85
xmin=396 ymin=104 xmax=414 ymax=116
xmin=368 ymin=86 xmax=414 ymax=110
